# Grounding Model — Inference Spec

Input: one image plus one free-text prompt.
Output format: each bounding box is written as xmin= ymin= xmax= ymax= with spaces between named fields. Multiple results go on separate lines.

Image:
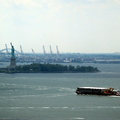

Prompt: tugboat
xmin=76 ymin=87 xmax=120 ymax=96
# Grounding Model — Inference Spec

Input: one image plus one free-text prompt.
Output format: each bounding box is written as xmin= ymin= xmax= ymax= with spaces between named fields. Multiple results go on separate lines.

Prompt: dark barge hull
xmin=76 ymin=87 xmax=119 ymax=96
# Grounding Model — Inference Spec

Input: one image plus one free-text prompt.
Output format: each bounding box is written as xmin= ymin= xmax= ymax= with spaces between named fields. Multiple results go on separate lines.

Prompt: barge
xmin=76 ymin=87 xmax=120 ymax=96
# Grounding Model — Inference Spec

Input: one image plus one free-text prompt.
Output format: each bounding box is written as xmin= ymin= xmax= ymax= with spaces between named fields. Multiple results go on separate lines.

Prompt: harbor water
xmin=0 ymin=63 xmax=120 ymax=120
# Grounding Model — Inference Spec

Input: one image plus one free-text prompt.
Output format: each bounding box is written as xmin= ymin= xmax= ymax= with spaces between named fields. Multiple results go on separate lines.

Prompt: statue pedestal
xmin=8 ymin=57 xmax=16 ymax=69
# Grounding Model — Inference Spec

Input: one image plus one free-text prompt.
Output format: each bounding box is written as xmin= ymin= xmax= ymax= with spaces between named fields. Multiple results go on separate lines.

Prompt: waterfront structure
xmin=1 ymin=44 xmax=120 ymax=63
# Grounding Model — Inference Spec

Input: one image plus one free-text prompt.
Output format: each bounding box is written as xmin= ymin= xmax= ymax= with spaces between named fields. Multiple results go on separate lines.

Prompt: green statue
xmin=10 ymin=43 xmax=15 ymax=58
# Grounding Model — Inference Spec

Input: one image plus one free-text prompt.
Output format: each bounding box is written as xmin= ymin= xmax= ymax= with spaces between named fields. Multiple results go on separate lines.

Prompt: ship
xmin=76 ymin=87 xmax=120 ymax=96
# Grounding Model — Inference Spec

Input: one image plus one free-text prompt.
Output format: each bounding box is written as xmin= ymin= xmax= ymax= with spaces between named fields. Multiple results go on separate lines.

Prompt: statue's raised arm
xmin=10 ymin=43 xmax=15 ymax=58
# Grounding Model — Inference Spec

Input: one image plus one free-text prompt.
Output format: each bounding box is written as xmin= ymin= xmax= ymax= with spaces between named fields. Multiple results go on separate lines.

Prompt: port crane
xmin=20 ymin=45 xmax=24 ymax=55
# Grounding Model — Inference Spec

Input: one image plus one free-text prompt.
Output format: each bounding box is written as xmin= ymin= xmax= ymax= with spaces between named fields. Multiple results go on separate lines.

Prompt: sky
xmin=0 ymin=0 xmax=120 ymax=53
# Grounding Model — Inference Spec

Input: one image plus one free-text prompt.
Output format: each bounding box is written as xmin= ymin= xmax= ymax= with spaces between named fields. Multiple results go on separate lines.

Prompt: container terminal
xmin=0 ymin=44 xmax=120 ymax=63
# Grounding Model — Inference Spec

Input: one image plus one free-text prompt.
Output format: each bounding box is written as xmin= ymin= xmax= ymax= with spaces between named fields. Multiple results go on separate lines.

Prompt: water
xmin=0 ymin=63 xmax=120 ymax=120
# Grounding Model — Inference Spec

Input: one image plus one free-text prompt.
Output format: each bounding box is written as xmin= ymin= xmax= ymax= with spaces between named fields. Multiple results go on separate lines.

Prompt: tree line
xmin=15 ymin=63 xmax=99 ymax=73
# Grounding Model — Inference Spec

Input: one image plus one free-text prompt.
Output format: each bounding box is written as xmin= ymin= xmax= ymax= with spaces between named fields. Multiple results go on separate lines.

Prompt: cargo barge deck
xmin=76 ymin=87 xmax=120 ymax=96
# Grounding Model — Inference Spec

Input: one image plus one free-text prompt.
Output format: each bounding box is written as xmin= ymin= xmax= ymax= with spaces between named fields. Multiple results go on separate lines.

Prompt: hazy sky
xmin=0 ymin=0 xmax=120 ymax=53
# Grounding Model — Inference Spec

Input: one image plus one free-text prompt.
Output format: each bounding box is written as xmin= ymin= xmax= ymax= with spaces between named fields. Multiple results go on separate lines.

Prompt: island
xmin=0 ymin=63 xmax=100 ymax=73
xmin=0 ymin=43 xmax=100 ymax=73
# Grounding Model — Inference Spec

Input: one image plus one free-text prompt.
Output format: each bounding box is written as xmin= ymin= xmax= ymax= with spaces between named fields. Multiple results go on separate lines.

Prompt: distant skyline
xmin=0 ymin=0 xmax=120 ymax=53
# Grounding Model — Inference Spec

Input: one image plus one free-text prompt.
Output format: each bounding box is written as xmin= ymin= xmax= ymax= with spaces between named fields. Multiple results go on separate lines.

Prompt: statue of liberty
xmin=10 ymin=43 xmax=15 ymax=58
xmin=8 ymin=43 xmax=16 ymax=70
